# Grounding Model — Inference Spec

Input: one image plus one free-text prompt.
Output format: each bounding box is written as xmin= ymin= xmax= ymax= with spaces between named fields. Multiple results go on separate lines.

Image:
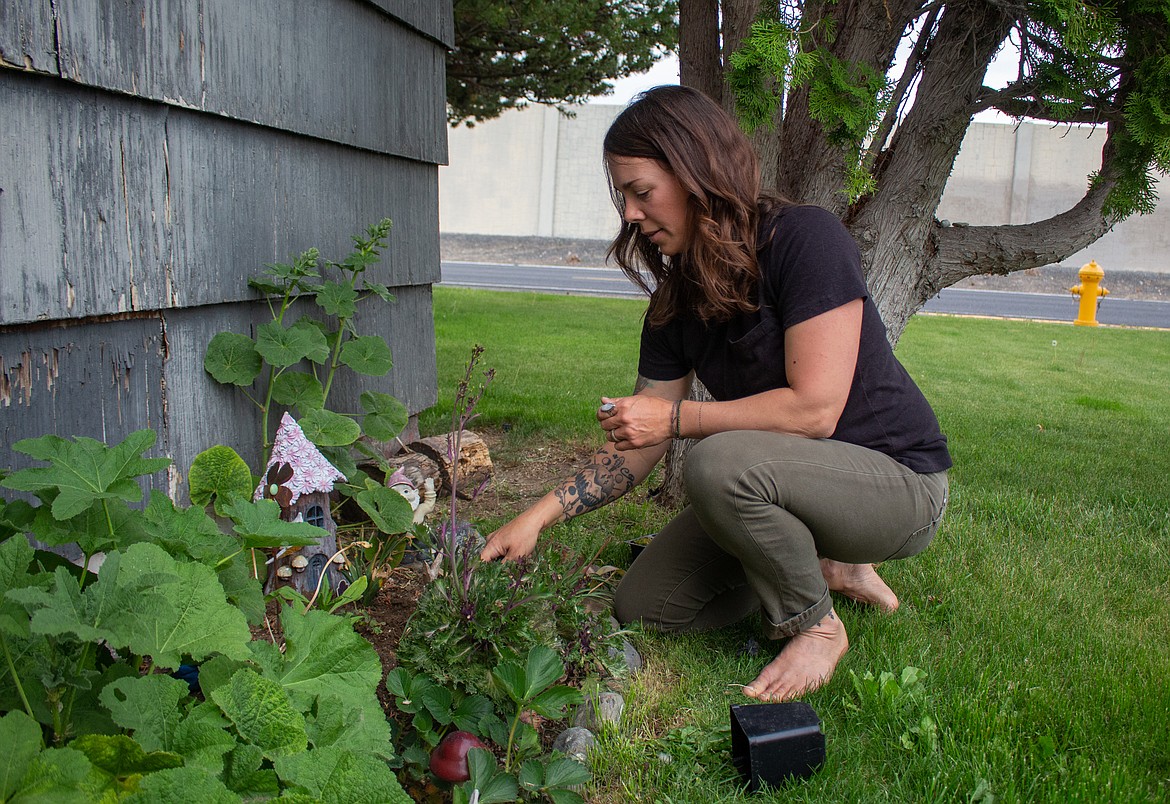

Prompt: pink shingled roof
xmin=254 ymin=412 xmax=347 ymax=504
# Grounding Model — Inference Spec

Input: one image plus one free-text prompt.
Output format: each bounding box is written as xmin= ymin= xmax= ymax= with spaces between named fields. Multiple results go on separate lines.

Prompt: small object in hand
xmin=600 ymin=402 xmax=616 ymax=414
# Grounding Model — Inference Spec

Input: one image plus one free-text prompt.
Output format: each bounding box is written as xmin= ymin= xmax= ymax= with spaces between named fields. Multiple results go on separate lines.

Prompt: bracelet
xmin=697 ymin=402 xmax=703 ymax=437
xmin=671 ymin=399 xmax=682 ymax=439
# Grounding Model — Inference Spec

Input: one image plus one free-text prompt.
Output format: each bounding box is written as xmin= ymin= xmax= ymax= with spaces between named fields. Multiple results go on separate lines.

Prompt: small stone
xmin=552 ymin=727 xmax=595 ymax=763
xmin=657 ymin=751 xmax=673 ymax=764
xmin=573 ymin=691 xmax=625 ymax=731
xmin=609 ymin=639 xmax=643 ymax=673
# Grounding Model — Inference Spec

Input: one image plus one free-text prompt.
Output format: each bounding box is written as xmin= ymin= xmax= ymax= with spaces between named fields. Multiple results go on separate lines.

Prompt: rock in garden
xmin=573 ymin=691 xmax=625 ymax=731
xmin=552 ymin=727 xmax=596 ymax=763
xmin=609 ymin=638 xmax=643 ymax=673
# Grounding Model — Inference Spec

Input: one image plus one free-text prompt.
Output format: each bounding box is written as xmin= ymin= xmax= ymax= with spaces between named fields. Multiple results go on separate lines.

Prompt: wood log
xmin=382 ymin=454 xmax=442 ymax=489
xmin=407 ymin=430 xmax=493 ymax=499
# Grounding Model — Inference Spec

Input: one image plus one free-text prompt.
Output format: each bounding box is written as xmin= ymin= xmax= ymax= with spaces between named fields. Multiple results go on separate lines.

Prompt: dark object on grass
xmin=730 ymin=702 xmax=825 ymax=792
xmin=627 ymin=533 xmax=656 ymax=562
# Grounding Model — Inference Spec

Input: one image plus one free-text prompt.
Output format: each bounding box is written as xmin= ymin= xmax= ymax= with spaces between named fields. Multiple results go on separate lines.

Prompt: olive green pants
xmin=614 ymin=431 xmax=948 ymax=639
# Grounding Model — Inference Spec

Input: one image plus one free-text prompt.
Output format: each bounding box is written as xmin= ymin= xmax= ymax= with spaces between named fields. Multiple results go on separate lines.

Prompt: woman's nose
xmin=623 ymin=201 xmax=644 ymax=223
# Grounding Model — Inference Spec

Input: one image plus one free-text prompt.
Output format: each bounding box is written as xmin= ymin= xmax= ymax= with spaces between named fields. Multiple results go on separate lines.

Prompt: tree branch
xmin=866 ymin=6 xmax=939 ymax=163
xmin=932 ymin=129 xmax=1123 ymax=289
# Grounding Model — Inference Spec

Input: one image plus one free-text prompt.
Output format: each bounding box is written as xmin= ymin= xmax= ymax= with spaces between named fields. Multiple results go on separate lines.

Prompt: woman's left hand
xmin=598 ymin=394 xmax=674 ymax=450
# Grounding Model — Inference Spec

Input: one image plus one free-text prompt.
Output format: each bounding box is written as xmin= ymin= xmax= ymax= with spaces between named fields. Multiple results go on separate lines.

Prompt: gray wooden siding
xmin=367 ymin=1 xmax=455 ymax=45
xmin=0 ymin=0 xmax=449 ymax=164
xmin=1 ymin=0 xmax=451 ymax=488
xmin=1 ymin=73 xmax=441 ymax=325
xmin=1 ymin=284 xmax=435 ymax=487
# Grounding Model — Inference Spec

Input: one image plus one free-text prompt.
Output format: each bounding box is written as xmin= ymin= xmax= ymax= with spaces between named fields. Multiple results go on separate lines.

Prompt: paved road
xmin=440 ymin=260 xmax=1170 ymax=329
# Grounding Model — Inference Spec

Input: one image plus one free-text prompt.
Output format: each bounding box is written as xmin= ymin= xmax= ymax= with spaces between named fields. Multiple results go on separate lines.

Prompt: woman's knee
xmin=612 ymin=577 xmax=642 ymax=626
xmin=682 ymin=433 xmax=743 ymax=505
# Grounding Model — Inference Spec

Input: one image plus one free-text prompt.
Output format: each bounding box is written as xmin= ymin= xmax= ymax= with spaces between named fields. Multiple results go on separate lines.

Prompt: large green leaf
xmin=290 ymin=317 xmax=332 ymax=363
xmin=28 ymin=498 xmax=149 ymax=555
xmin=339 ymin=336 xmax=392 ymax=376
xmin=7 ymin=744 xmax=93 ymax=801
xmin=353 ymin=480 xmax=415 ymax=536
xmin=270 ymin=371 xmax=326 ymax=412
xmin=102 ymin=543 xmax=253 ymax=669
xmin=188 ymin=446 xmax=255 ymax=513
xmin=221 ymin=498 xmax=326 ymax=549
xmin=142 ymin=491 xmax=235 ymax=563
xmin=122 ymin=765 xmax=242 ymax=804
xmin=221 ymin=743 xmax=280 ymax=799
xmin=251 ymin=608 xmax=382 ymax=711
xmin=273 ymin=746 xmax=412 ymax=804
xmin=9 ymin=564 xmax=124 ymax=646
xmin=70 ymin=734 xmax=184 ymax=797
xmin=298 ymin=409 xmax=361 ymax=447
xmin=0 ymin=535 xmax=37 ymax=638
xmin=171 ymin=703 xmax=237 ymax=769
xmin=254 ymin=321 xmax=328 ymax=368
xmin=306 ymin=693 xmax=393 ymax=759
xmin=204 ymin=332 xmax=262 ymax=387
xmin=4 ymin=430 xmax=170 ymax=520
xmin=0 ymin=710 xmax=43 ymax=800
xmin=99 ymin=674 xmax=191 ymax=753
xmin=315 ymin=280 xmax=358 ymax=319
xmin=214 ymin=555 xmax=266 ymax=626
xmin=359 ymin=391 xmax=408 ymax=441
xmin=210 ymin=669 xmax=307 ymax=759
xmin=0 ymin=498 xmax=35 ymax=540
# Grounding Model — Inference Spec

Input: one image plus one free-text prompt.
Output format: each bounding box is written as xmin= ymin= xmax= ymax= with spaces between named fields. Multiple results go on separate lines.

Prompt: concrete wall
xmin=441 ymin=105 xmax=1169 ymax=274
xmin=1 ymin=0 xmax=453 ymax=492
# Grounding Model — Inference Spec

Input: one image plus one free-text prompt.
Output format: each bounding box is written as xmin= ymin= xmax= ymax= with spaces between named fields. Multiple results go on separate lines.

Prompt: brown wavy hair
xmin=604 ymin=85 xmax=788 ymax=326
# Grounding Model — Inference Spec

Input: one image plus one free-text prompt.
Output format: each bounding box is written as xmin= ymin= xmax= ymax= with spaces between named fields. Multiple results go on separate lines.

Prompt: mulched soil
xmin=348 ymin=428 xmax=600 ymax=708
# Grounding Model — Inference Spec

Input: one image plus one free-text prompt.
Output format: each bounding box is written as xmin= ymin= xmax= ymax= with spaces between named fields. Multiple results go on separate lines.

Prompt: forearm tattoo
xmin=553 ymin=451 xmax=638 ymax=519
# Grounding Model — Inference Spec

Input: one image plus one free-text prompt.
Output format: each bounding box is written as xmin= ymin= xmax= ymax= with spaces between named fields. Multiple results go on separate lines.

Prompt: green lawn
xmin=425 ymin=287 xmax=1170 ymax=803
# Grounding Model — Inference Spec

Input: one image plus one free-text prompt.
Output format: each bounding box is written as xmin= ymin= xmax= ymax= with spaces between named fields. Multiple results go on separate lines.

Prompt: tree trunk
xmin=655 ymin=379 xmax=714 ymax=508
xmin=659 ymin=0 xmax=1134 ymax=497
xmin=679 ymin=0 xmax=723 ymax=102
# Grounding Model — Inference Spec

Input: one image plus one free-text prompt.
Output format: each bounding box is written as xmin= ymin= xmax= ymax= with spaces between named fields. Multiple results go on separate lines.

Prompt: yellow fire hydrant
xmin=1069 ymin=260 xmax=1109 ymax=326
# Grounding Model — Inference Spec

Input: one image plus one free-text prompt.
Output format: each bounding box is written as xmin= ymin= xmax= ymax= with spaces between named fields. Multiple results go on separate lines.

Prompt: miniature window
xmin=305 ymin=505 xmax=327 ymax=529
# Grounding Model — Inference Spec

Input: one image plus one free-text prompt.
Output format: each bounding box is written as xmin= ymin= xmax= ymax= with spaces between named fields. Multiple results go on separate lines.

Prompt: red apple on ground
xmin=429 ymin=730 xmax=488 ymax=783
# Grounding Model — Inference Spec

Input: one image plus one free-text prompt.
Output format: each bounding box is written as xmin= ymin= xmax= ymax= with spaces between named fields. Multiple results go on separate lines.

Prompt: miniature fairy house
xmin=256 ymin=413 xmax=347 ymax=596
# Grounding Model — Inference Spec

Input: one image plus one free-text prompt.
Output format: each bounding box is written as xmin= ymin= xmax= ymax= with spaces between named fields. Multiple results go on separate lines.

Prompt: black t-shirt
xmin=638 ymin=205 xmax=952 ymax=474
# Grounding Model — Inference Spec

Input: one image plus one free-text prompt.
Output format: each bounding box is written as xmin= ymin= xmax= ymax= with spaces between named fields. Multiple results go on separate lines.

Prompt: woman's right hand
xmin=480 ymin=511 xmax=543 ymax=562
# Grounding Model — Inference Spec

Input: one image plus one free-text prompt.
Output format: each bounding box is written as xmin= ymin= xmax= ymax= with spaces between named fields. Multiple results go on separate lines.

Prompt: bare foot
xmin=820 ymin=558 xmax=900 ymax=612
xmin=742 ymin=610 xmax=849 ymax=702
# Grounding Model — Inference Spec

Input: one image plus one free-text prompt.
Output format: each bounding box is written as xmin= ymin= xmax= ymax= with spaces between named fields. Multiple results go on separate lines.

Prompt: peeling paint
xmin=66 ymin=282 xmax=76 ymax=311
xmin=43 ymin=348 xmax=60 ymax=393
xmin=1 ymin=351 xmax=35 ymax=407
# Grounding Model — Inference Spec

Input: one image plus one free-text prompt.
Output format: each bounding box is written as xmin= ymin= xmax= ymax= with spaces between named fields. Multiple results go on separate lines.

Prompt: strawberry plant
xmin=0 ymin=430 xmax=411 ymax=801
xmin=388 ymin=647 xmax=591 ymax=803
